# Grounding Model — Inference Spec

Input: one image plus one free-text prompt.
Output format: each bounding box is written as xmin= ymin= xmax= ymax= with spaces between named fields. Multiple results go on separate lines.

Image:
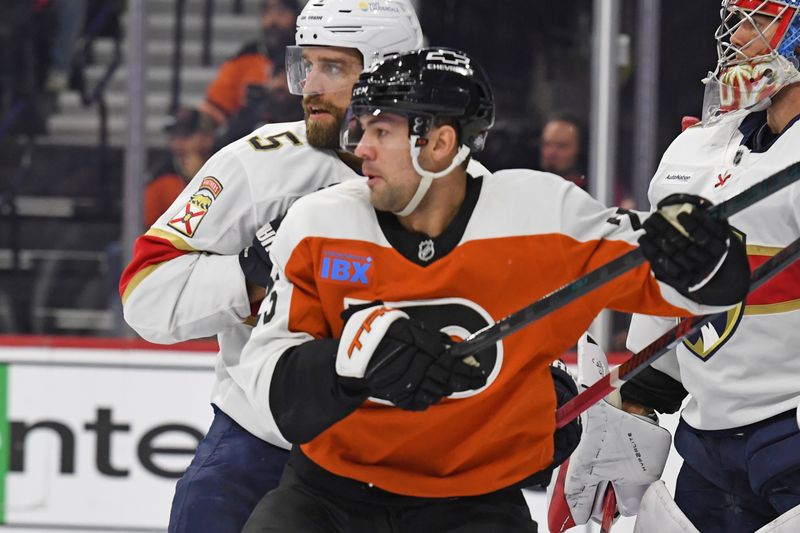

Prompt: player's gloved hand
xmin=423 ymin=348 xmax=489 ymax=395
xmin=639 ymin=193 xmax=749 ymax=304
xmin=238 ymin=217 xmax=283 ymax=290
xmin=336 ymin=304 xmax=484 ymax=411
xmin=547 ymin=334 xmax=671 ymax=532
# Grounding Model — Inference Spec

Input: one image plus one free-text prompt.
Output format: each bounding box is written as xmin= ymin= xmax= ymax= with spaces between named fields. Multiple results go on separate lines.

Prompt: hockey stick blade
xmin=556 ymin=233 xmax=800 ymax=429
xmin=450 ymin=160 xmax=800 ymax=359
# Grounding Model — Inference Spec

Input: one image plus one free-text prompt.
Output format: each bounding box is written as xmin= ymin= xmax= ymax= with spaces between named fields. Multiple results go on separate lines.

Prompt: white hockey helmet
xmin=286 ymin=0 xmax=423 ymax=95
xmin=702 ymin=0 xmax=800 ymax=122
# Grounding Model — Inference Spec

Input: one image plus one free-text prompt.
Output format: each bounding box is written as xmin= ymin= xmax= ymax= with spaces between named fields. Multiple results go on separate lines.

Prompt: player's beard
xmin=304 ymin=96 xmax=347 ymax=150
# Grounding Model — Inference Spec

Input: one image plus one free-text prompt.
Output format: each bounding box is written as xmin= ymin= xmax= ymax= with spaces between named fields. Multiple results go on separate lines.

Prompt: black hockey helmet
xmin=346 ymin=47 xmax=495 ymax=153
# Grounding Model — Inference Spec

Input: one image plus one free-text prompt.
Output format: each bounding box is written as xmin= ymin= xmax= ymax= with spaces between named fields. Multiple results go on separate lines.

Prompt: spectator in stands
xmin=214 ymin=64 xmax=302 ymax=149
xmin=42 ymin=0 xmax=87 ymax=93
xmin=199 ymin=0 xmax=299 ymax=127
xmin=539 ymin=111 xmax=635 ymax=208
xmin=539 ymin=112 xmax=587 ymax=189
xmin=145 ymin=108 xmax=215 ymax=227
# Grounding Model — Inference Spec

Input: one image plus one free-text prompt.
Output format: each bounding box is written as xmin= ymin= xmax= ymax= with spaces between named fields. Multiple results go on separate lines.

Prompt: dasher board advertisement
xmin=0 ymin=339 xmax=216 ymax=531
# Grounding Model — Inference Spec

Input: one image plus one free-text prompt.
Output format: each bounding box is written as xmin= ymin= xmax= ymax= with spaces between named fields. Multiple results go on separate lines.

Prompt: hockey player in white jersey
xmin=118 ymin=2 xmax=423 ymax=532
xmin=549 ymin=1 xmax=800 ymax=532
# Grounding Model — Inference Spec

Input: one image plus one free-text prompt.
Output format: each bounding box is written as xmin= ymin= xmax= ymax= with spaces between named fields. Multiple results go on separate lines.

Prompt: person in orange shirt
xmin=145 ymin=108 xmax=215 ymax=227
xmin=200 ymin=0 xmax=299 ymax=126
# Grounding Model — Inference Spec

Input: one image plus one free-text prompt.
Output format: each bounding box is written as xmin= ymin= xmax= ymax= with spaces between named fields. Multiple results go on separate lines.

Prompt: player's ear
xmin=428 ymin=123 xmax=459 ymax=167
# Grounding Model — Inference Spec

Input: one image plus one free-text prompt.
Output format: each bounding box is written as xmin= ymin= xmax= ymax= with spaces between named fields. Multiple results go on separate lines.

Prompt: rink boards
xmin=0 ymin=337 xmax=676 ymax=532
xmin=0 ymin=337 xmax=217 ymax=531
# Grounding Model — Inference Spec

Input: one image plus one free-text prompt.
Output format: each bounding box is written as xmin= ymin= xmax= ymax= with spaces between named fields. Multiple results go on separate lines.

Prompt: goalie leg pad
xmin=633 ymin=481 xmax=700 ymax=533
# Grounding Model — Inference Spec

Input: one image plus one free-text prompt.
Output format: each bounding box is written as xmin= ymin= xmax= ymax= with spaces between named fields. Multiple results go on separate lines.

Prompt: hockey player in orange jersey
xmin=238 ymin=47 xmax=751 ymax=532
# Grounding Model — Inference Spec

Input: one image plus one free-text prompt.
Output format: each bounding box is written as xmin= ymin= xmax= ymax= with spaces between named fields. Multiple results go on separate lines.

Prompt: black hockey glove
xmin=336 ymin=304 xmax=488 ymax=411
xmin=238 ymin=216 xmax=283 ymax=289
xmin=549 ymin=360 xmax=582 ymax=469
xmin=639 ymin=194 xmax=749 ymax=305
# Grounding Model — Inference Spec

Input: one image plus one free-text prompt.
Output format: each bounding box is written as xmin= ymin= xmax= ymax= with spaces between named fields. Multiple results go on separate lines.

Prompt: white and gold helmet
xmin=286 ymin=0 xmax=423 ymax=95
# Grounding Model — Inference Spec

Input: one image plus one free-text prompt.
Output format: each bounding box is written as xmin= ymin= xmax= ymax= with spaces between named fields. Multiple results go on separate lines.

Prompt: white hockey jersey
xmin=120 ymin=120 xmax=360 ymax=446
xmin=627 ymin=110 xmax=800 ymax=430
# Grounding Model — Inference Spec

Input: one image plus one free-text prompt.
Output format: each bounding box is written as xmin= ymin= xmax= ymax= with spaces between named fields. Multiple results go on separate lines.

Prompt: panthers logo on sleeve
xmin=681 ymin=302 xmax=745 ymax=361
xmin=167 ymin=176 xmax=223 ymax=238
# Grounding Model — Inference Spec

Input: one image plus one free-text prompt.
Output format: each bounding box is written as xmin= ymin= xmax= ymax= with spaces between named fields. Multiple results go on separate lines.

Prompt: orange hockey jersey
xmin=237 ymin=170 xmax=729 ymax=498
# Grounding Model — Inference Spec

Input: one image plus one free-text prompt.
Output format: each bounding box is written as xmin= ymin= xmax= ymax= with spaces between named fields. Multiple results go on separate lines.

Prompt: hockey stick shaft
xmin=600 ymin=485 xmax=617 ymax=533
xmin=555 ymin=233 xmax=800 ymax=428
xmin=449 ymin=160 xmax=800 ymax=358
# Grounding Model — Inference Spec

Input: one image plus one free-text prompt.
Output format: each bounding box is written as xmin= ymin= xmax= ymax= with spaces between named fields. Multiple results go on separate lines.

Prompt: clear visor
xmin=285 ymin=45 xmax=364 ymax=96
xmin=340 ymin=107 xmax=430 ymax=154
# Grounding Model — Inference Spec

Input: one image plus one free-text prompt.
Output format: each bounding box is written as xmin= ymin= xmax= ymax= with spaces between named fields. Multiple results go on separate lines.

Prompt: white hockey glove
xmin=547 ymin=334 xmax=672 ymax=532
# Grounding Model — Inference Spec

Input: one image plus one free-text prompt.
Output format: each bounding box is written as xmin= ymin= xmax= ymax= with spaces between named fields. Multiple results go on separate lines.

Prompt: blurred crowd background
xmin=0 ymin=0 xmax=720 ymax=349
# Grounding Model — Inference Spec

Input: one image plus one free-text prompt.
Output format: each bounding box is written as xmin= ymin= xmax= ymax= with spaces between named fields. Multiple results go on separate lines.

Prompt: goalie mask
xmin=702 ymin=0 xmax=800 ymax=122
xmin=341 ymin=47 xmax=495 ymax=216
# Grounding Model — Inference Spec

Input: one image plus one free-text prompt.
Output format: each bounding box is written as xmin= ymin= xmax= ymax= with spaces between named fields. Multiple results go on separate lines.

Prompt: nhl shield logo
xmin=418 ymin=239 xmax=435 ymax=262
xmin=167 ymin=177 xmax=223 ymax=238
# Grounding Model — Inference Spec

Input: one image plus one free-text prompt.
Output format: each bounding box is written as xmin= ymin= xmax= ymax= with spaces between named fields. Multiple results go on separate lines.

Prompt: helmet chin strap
xmin=393 ymin=135 xmax=471 ymax=217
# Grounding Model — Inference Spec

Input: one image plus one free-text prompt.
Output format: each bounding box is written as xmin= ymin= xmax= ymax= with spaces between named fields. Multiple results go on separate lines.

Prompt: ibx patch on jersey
xmin=318 ymin=249 xmax=373 ymax=287
xmin=167 ymin=176 xmax=223 ymax=238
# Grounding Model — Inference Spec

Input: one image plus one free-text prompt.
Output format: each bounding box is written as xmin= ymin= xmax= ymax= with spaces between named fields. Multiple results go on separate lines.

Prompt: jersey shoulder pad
xmin=489 ymin=168 xmax=575 ymax=197
xmin=216 ymin=120 xmax=330 ymax=172
xmin=285 ymin=179 xmax=369 ymax=225
xmin=271 ymin=180 xmax=372 ymax=262
xmin=221 ymin=119 xmax=308 ymax=153
xmin=661 ymin=109 xmax=748 ymax=161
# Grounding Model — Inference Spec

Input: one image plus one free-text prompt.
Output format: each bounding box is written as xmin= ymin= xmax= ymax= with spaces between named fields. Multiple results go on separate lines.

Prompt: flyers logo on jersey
xmin=167 ymin=177 xmax=223 ymax=238
xmin=319 ymin=250 xmax=373 ymax=286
